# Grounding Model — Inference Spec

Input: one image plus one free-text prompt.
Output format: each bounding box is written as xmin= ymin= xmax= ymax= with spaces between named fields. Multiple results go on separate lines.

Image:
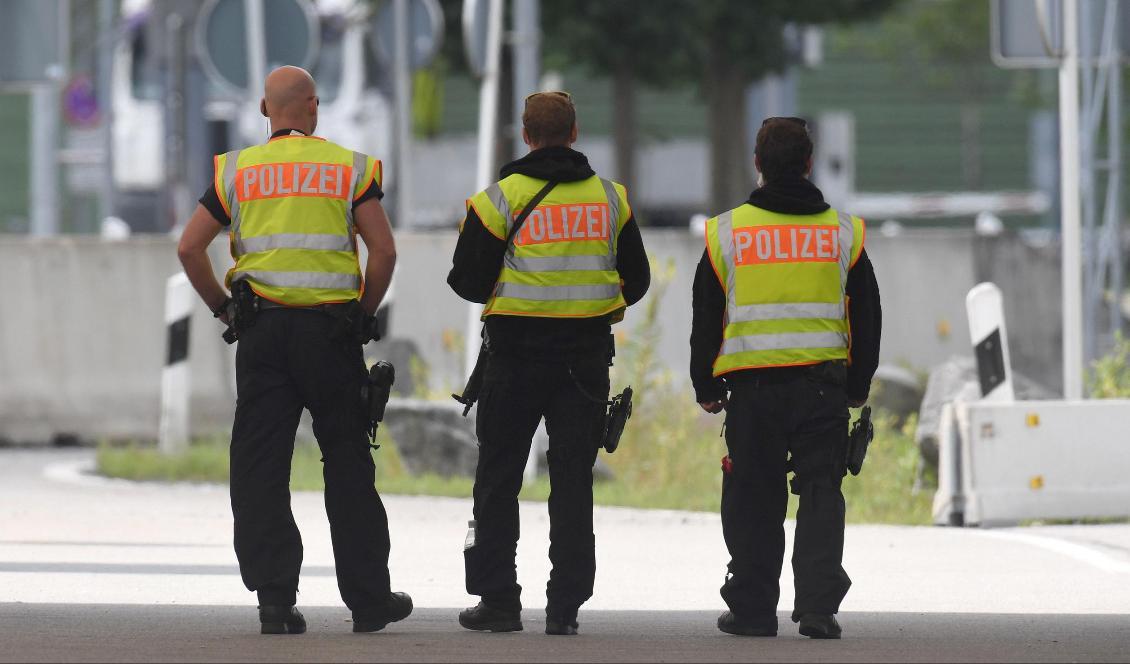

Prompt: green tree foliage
xmin=543 ymin=0 xmax=896 ymax=212
xmin=541 ymin=1 xmax=687 ymax=195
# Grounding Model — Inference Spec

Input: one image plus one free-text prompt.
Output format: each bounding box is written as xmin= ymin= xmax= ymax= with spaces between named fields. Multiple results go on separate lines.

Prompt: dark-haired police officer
xmin=690 ymin=117 xmax=881 ymax=640
xmin=447 ymin=91 xmax=650 ymax=635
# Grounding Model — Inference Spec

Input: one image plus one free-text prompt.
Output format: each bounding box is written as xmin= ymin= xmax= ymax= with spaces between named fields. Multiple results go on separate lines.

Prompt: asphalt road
xmin=3 ymin=604 xmax=1127 ymax=663
xmin=1 ymin=449 xmax=1128 ymax=662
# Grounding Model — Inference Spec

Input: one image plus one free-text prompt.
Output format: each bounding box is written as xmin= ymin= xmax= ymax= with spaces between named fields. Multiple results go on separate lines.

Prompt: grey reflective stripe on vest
xmin=231 ymin=270 xmax=361 ymax=290
xmin=494 ymin=282 xmax=621 ymax=301
xmin=728 ymin=301 xmax=845 ymax=321
xmin=504 ymin=254 xmax=616 ymax=273
xmin=345 ymin=151 xmax=368 ymax=233
xmin=721 ymin=331 xmax=847 ymax=356
xmin=489 ymin=182 xmax=515 ymax=232
xmin=836 ymin=210 xmax=854 ymax=285
xmin=238 ymin=233 xmax=354 ymax=254
xmin=223 ymin=149 xmax=241 ymax=234
xmin=599 ymin=178 xmax=620 ymax=256
xmin=715 ymin=210 xmax=738 ymax=295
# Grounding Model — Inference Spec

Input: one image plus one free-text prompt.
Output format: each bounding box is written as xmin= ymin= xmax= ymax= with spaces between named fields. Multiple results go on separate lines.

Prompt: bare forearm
xmin=360 ymin=251 xmax=395 ymax=314
xmin=177 ymin=204 xmax=228 ymax=312
xmin=179 ymin=250 xmax=228 ymax=312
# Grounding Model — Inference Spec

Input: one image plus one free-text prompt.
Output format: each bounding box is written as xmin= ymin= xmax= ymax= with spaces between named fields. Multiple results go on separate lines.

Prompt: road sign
xmin=0 ymin=0 xmax=62 ymax=88
xmin=991 ymin=0 xmax=1130 ymax=67
xmin=371 ymin=0 xmax=444 ymax=71
xmin=195 ymin=0 xmax=320 ymax=96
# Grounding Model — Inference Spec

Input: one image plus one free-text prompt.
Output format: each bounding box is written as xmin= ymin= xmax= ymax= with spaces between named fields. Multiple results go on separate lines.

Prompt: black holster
xmin=361 ymin=361 xmax=395 ymax=445
xmin=845 ymin=405 xmax=874 ymax=476
xmin=327 ymin=300 xmax=382 ymax=346
xmin=601 ymin=386 xmax=633 ymax=453
xmin=221 ymin=280 xmax=260 ymax=344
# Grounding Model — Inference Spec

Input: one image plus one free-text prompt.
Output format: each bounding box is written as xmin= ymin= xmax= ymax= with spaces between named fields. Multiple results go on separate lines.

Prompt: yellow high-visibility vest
xmin=214 ymin=133 xmax=382 ymax=306
xmin=467 ymin=173 xmax=631 ymax=320
xmin=705 ymin=204 xmax=865 ymax=376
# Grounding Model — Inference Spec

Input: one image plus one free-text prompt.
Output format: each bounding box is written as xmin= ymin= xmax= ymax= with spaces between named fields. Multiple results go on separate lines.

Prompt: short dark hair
xmin=523 ymin=92 xmax=576 ymax=146
xmin=755 ymin=117 xmax=813 ymax=182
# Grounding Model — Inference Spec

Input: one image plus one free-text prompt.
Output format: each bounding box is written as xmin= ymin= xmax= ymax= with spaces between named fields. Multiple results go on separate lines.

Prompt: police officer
xmin=690 ymin=117 xmax=881 ymax=639
xmin=447 ymin=91 xmax=650 ymax=635
xmin=177 ymin=66 xmax=411 ymax=634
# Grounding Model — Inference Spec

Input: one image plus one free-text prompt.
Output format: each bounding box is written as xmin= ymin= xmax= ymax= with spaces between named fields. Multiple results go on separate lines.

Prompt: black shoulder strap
xmin=504 ymin=180 xmax=558 ymax=250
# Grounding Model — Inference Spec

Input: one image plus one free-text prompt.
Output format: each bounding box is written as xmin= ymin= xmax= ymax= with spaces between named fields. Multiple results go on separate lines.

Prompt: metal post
xmin=1060 ymin=0 xmax=1084 ymax=400
xmin=392 ymin=0 xmax=413 ymax=229
xmin=165 ymin=11 xmax=191 ymax=230
xmin=97 ymin=0 xmax=115 ymax=224
xmin=29 ymin=0 xmax=66 ymax=237
xmin=29 ymin=86 xmax=61 ymax=237
xmin=465 ymin=0 xmax=505 ymax=382
xmin=512 ymin=0 xmax=540 ymax=150
xmin=1107 ymin=1 xmax=1123 ymax=341
xmin=1078 ymin=0 xmax=1097 ymax=365
xmin=244 ymin=0 xmax=267 ymax=100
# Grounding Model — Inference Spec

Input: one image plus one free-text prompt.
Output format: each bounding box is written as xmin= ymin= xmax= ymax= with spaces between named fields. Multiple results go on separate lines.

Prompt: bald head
xmin=260 ymin=66 xmax=319 ymax=135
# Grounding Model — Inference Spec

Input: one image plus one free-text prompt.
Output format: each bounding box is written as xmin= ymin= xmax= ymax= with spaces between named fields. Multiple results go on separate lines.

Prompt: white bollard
xmin=158 ymin=272 xmax=193 ymax=454
xmin=965 ymin=282 xmax=1015 ymax=402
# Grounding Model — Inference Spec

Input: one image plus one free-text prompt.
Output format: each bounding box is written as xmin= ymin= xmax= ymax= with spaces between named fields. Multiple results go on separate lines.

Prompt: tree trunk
xmin=706 ymin=54 xmax=752 ymax=213
xmin=960 ymin=102 xmax=982 ymax=190
xmin=612 ymin=57 xmax=637 ymax=197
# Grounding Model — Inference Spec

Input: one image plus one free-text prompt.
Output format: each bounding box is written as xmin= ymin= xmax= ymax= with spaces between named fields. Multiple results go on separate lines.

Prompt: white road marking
xmin=979 ymin=529 xmax=1130 ymax=574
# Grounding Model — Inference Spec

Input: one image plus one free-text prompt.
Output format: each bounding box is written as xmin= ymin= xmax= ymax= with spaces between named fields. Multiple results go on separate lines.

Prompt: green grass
xmin=94 ymin=409 xmax=929 ymax=524
xmin=98 ymin=257 xmax=934 ymax=525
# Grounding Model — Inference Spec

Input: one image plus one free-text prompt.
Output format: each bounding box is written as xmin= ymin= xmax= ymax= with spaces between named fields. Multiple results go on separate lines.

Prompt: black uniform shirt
xmin=197 ymin=128 xmax=384 ymax=226
xmin=447 ymin=146 xmax=651 ymax=361
xmin=689 ymin=177 xmax=882 ymax=403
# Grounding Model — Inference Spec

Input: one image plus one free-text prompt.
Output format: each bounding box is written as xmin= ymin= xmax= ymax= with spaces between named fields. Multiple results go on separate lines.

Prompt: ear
xmin=568 ymin=123 xmax=578 ymax=145
xmin=522 ymin=127 xmax=533 ymax=147
xmin=260 ymin=99 xmax=268 ymax=118
xmin=805 ymin=155 xmax=814 ymax=176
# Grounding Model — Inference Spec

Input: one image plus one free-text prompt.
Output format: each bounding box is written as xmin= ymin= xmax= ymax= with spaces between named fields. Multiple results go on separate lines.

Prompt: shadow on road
xmin=0 ymin=604 xmax=1126 ymax=663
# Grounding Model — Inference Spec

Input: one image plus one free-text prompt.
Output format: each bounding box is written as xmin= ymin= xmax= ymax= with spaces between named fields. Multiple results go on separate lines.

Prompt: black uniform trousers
xmin=464 ymin=352 xmax=609 ymax=616
xmin=720 ymin=361 xmax=852 ymax=625
xmin=230 ymin=308 xmax=392 ymax=612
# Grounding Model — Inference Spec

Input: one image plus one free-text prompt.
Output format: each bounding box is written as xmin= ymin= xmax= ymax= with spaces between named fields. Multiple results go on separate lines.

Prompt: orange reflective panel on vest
xmin=236 ymin=162 xmax=354 ymax=201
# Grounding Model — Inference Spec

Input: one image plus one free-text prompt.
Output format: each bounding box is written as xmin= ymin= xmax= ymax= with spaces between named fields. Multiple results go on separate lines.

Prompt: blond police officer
xmin=690 ymin=117 xmax=882 ymax=640
xmin=447 ymin=91 xmax=650 ymax=635
xmin=177 ymin=66 xmax=410 ymax=635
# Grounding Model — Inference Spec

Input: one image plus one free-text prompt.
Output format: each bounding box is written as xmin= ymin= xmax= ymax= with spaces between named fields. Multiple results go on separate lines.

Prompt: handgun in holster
xmin=361 ymin=361 xmax=395 ymax=446
xmin=221 ymin=280 xmax=260 ymax=344
xmin=328 ymin=300 xmax=382 ymax=346
xmin=845 ymin=405 xmax=874 ymax=476
xmin=601 ymin=386 xmax=633 ymax=453
xmin=452 ymin=334 xmax=490 ymax=417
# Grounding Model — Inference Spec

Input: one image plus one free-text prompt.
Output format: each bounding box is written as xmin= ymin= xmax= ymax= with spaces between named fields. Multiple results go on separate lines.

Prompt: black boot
xmin=352 ymin=592 xmax=414 ymax=633
xmin=458 ymin=602 xmax=523 ymax=632
xmin=797 ymin=613 xmax=842 ymax=639
xmin=259 ymin=605 xmax=306 ymax=635
xmin=716 ymin=611 xmax=777 ymax=637
xmin=545 ymin=607 xmax=579 ymax=636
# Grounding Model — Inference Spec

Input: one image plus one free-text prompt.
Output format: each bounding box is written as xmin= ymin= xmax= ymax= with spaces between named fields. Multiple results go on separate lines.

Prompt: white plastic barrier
xmin=937 ymin=399 xmax=1130 ymax=526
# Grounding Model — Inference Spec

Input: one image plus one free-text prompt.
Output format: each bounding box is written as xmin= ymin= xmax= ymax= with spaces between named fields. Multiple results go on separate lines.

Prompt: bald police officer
xmin=177 ymin=66 xmax=411 ymax=635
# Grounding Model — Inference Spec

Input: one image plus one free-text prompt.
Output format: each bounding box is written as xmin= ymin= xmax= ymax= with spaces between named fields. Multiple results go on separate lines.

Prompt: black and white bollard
xmin=158 ymin=272 xmax=192 ymax=454
xmin=965 ymin=282 xmax=1015 ymax=402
